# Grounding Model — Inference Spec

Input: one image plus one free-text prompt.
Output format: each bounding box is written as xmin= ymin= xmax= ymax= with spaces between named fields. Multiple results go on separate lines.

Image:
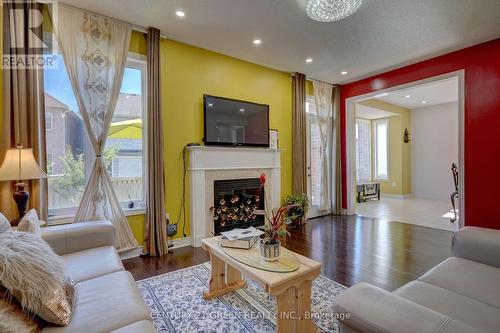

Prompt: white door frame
xmin=345 ymin=70 xmax=465 ymax=228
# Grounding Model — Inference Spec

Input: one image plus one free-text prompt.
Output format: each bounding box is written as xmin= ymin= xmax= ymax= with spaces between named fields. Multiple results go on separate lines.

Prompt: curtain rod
xmin=290 ymin=73 xmax=338 ymax=86
xmin=58 ymin=3 xmax=168 ymax=39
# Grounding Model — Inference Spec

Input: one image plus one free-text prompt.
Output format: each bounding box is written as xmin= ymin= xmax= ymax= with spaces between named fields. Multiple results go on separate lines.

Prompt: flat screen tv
xmin=203 ymin=94 xmax=269 ymax=147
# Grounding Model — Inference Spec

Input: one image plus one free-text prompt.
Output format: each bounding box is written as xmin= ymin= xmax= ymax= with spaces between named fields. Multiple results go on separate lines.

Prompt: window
xmin=356 ymin=119 xmax=371 ymax=183
xmin=306 ymin=98 xmax=321 ymax=208
xmin=106 ymin=59 xmax=147 ymax=209
xmin=45 ymin=112 xmax=53 ymax=131
xmin=46 ymin=153 xmax=54 ymax=175
xmin=44 ymin=50 xmax=147 ymax=219
xmin=373 ymin=119 xmax=389 ymax=180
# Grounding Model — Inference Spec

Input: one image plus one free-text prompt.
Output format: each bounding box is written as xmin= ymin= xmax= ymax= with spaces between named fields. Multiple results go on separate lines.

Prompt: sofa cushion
xmin=43 ymin=271 xmax=151 ymax=333
xmin=418 ymin=257 xmax=500 ymax=309
xmin=63 ymin=246 xmax=124 ymax=283
xmin=110 ymin=320 xmax=156 ymax=333
xmin=395 ymin=281 xmax=500 ymax=333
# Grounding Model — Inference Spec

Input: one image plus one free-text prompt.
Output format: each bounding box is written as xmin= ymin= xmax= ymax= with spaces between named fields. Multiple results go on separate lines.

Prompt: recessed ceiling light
xmin=404 ymin=95 xmax=411 ymax=98
xmin=208 ymin=103 xmax=213 ymax=107
xmin=253 ymin=39 xmax=262 ymax=46
xmin=175 ymin=10 xmax=185 ymax=17
xmin=341 ymin=71 xmax=348 ymax=75
xmin=374 ymin=92 xmax=390 ymax=98
xmin=239 ymin=108 xmax=245 ymax=112
xmin=305 ymin=57 xmax=313 ymax=63
xmin=421 ymin=100 xmax=428 ymax=104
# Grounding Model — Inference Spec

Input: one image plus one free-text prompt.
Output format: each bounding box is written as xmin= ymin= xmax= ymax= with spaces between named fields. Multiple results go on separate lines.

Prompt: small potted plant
xmin=259 ymin=205 xmax=295 ymax=261
xmin=282 ymin=193 xmax=310 ymax=227
xmin=257 ymin=173 xmax=295 ymax=261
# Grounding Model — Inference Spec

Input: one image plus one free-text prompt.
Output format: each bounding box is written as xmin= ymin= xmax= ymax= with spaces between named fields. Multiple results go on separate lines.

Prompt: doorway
xmin=345 ymin=71 xmax=465 ymax=230
xmin=306 ymin=96 xmax=331 ymax=218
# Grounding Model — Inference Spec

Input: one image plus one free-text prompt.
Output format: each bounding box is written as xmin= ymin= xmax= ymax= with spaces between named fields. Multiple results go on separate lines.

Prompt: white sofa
xmin=40 ymin=221 xmax=156 ymax=333
xmin=335 ymin=227 xmax=500 ymax=333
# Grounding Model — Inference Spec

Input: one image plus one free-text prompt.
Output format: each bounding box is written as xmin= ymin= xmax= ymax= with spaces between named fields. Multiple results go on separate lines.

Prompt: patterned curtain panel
xmin=55 ymin=5 xmax=138 ymax=252
xmin=312 ymin=81 xmax=333 ymax=212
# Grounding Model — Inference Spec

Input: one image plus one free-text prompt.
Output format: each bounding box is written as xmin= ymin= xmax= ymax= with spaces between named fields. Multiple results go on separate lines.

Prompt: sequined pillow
xmin=13 ymin=279 xmax=77 ymax=326
xmin=0 ymin=288 xmax=42 ymax=333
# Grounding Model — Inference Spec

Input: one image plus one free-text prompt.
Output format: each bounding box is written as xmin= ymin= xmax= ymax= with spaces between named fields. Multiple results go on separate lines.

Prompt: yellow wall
xmin=161 ymin=38 xmax=292 ymax=240
xmin=127 ymin=32 xmax=292 ymax=242
xmin=357 ymin=99 xmax=411 ymax=195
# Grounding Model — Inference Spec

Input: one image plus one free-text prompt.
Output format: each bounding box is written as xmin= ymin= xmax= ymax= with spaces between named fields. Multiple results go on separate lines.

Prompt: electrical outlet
xmin=167 ymin=224 xmax=178 ymax=236
xmin=166 ymin=213 xmax=178 ymax=236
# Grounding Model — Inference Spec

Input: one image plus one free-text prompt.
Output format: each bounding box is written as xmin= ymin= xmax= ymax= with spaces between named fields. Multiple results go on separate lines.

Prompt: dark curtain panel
xmin=292 ymin=73 xmax=307 ymax=195
xmin=1 ymin=1 xmax=47 ymax=221
xmin=332 ymin=85 xmax=343 ymax=215
xmin=144 ymin=27 xmax=168 ymax=256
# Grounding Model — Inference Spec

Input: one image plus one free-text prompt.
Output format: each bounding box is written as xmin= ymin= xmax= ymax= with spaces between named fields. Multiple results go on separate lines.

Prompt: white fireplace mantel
xmin=187 ymin=146 xmax=281 ymax=247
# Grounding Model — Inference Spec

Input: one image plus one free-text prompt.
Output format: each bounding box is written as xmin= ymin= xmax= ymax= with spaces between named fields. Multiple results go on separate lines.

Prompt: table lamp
xmin=0 ymin=143 xmax=47 ymax=226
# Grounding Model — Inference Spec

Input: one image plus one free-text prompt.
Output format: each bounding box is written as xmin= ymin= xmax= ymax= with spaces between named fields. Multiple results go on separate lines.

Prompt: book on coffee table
xmin=220 ymin=235 xmax=259 ymax=249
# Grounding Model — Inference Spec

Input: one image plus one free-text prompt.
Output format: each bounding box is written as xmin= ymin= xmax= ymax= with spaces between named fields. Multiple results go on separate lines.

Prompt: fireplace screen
xmin=210 ymin=178 xmax=265 ymax=235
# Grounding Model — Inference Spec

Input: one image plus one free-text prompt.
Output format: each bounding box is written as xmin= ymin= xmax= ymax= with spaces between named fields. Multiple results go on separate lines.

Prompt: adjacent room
xmin=353 ymin=77 xmax=461 ymax=231
xmin=0 ymin=1 xmax=499 ymax=333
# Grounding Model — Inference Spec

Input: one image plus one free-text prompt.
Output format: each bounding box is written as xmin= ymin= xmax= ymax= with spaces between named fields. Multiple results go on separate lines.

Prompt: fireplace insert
xmin=211 ymin=178 xmax=265 ymax=235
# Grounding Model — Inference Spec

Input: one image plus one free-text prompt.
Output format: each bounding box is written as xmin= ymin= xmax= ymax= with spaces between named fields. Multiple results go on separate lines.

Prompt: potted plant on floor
xmin=257 ymin=173 xmax=296 ymax=261
xmin=282 ymin=193 xmax=310 ymax=228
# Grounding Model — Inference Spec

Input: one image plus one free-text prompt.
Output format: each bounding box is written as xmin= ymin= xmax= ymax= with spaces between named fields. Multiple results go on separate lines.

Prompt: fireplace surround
xmin=187 ymin=146 xmax=281 ymax=247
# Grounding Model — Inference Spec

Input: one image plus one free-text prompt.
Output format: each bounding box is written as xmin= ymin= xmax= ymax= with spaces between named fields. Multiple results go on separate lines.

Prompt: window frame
xmin=121 ymin=53 xmax=148 ymax=212
xmin=372 ymin=118 xmax=390 ymax=181
xmin=46 ymin=52 xmax=148 ymax=223
xmin=355 ymin=118 xmax=372 ymax=183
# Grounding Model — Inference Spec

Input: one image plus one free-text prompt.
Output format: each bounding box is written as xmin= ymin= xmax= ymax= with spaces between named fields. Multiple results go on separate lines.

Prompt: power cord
xmin=175 ymin=145 xmax=188 ymax=237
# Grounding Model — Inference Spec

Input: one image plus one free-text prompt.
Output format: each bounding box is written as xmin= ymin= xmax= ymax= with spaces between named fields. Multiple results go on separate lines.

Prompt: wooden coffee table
xmin=201 ymin=236 xmax=322 ymax=333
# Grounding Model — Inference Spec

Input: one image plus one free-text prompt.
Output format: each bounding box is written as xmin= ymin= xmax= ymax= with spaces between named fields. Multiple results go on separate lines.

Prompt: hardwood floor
xmin=123 ymin=215 xmax=453 ymax=291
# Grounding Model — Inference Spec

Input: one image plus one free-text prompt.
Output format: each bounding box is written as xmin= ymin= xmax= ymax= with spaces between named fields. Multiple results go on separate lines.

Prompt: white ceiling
xmin=355 ymin=104 xmax=398 ymax=120
xmin=376 ymin=76 xmax=458 ymax=109
xmin=61 ymin=0 xmax=500 ymax=84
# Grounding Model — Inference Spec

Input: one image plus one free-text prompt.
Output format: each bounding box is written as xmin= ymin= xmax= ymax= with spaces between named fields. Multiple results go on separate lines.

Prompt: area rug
xmin=137 ymin=262 xmax=346 ymax=333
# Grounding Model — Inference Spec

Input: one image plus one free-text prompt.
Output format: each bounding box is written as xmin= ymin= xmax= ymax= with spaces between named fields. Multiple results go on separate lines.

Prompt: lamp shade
xmin=0 ymin=148 xmax=47 ymax=181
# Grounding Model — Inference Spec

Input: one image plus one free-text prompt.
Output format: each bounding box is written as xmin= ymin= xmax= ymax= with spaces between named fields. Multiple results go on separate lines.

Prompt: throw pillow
xmin=0 ymin=212 xmax=11 ymax=234
xmin=0 ymin=231 xmax=74 ymax=326
xmin=17 ymin=209 xmax=41 ymax=237
xmin=0 ymin=287 xmax=42 ymax=333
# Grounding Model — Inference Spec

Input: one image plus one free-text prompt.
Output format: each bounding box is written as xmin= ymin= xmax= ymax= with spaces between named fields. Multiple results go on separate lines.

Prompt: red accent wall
xmin=340 ymin=38 xmax=500 ymax=229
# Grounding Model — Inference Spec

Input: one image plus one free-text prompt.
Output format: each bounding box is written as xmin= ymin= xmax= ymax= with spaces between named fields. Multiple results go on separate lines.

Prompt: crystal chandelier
xmin=306 ymin=0 xmax=363 ymax=22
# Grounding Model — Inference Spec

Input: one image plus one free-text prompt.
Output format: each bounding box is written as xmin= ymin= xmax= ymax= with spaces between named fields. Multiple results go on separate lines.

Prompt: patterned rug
xmin=137 ymin=262 xmax=346 ymax=333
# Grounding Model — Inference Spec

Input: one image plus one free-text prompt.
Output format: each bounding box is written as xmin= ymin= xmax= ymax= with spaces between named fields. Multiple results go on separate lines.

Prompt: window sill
xmin=48 ymin=207 xmax=146 ymax=226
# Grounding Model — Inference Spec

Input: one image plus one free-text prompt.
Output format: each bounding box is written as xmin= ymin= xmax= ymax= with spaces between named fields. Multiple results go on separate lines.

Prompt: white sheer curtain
xmin=55 ymin=5 xmax=138 ymax=251
xmin=313 ymin=81 xmax=333 ymax=212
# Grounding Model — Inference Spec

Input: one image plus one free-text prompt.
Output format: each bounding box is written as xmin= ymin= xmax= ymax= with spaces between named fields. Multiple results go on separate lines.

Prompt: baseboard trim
xmin=381 ymin=193 xmax=414 ymax=199
xmin=169 ymin=237 xmax=192 ymax=249
xmin=119 ymin=246 xmax=143 ymax=260
xmin=119 ymin=237 xmax=193 ymax=260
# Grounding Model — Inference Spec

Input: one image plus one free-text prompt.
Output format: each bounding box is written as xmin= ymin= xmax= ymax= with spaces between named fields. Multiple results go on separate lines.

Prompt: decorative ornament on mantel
xmin=306 ymin=0 xmax=363 ymax=22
